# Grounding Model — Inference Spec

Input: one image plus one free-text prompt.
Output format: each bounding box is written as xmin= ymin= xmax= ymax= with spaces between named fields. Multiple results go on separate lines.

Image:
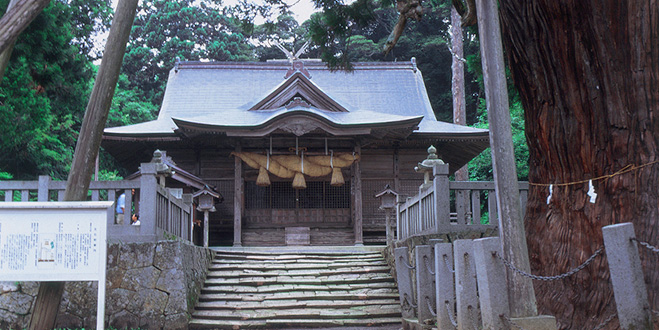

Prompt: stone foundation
xmin=0 ymin=240 xmax=213 ymax=330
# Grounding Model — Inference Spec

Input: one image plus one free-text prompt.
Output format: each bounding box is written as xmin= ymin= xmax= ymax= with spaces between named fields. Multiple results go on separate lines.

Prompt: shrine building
xmin=102 ymin=58 xmax=489 ymax=246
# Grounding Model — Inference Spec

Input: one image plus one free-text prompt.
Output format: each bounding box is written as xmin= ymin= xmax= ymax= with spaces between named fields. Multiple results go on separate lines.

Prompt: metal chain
xmin=592 ymin=313 xmax=617 ymax=330
xmin=403 ymin=292 xmax=417 ymax=309
xmin=495 ymin=247 xmax=604 ymax=281
xmin=443 ymin=254 xmax=455 ymax=274
xmin=445 ymin=300 xmax=458 ymax=328
xmin=468 ymin=305 xmax=480 ymax=330
xmin=501 ymin=314 xmax=529 ymax=330
xmin=399 ymin=256 xmax=415 ymax=269
xmin=424 ymin=255 xmax=435 ymax=275
xmin=632 ymin=238 xmax=659 ymax=253
xmin=425 ymin=296 xmax=436 ymax=317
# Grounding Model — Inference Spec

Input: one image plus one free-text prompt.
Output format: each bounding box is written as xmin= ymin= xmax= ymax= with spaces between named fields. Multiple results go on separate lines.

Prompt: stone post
xmin=433 ymin=164 xmax=450 ymax=232
xmin=454 ymin=239 xmax=481 ymax=330
xmin=139 ymin=162 xmax=158 ymax=242
xmin=38 ymin=175 xmax=50 ymax=201
xmin=394 ymin=247 xmax=415 ymax=319
xmin=602 ymin=223 xmax=652 ymax=330
xmin=473 ymin=237 xmax=510 ymax=330
xmin=415 ymin=245 xmax=435 ymax=324
xmin=435 ymin=242 xmax=456 ymax=330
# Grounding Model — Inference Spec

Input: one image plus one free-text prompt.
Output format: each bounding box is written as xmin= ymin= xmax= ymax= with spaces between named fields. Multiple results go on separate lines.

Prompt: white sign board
xmin=0 ymin=201 xmax=112 ymax=330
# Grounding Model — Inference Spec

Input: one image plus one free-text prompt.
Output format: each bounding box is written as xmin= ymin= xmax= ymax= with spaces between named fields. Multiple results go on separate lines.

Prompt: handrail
xmin=396 ymin=165 xmax=529 ymax=241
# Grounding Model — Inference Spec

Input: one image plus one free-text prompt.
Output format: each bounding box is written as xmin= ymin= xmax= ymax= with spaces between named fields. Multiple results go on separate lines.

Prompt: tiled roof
xmin=104 ymin=60 xmax=487 ymax=138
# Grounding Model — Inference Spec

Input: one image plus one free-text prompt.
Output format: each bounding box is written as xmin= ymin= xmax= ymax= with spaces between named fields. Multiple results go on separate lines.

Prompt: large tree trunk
xmin=27 ymin=0 xmax=138 ymax=327
xmin=451 ymin=6 xmax=469 ymax=182
xmin=499 ymin=1 xmax=658 ymax=329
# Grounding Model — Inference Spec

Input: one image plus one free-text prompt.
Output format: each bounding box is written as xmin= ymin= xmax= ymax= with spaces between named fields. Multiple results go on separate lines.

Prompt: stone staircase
xmin=189 ymin=247 xmax=402 ymax=329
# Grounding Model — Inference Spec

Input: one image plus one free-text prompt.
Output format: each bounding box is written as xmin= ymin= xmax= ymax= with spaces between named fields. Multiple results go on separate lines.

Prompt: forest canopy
xmin=0 ymin=0 xmax=526 ymax=185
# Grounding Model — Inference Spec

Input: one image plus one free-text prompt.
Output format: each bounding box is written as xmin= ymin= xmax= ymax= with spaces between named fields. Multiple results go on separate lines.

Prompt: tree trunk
xmin=27 ymin=0 xmax=138 ymax=328
xmin=499 ymin=1 xmax=659 ymax=328
xmin=0 ymin=0 xmax=19 ymax=82
xmin=0 ymin=0 xmax=50 ymax=55
xmin=451 ymin=7 xmax=469 ymax=182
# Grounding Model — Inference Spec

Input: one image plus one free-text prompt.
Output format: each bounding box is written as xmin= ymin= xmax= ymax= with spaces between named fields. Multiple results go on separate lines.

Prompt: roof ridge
xmin=175 ymin=60 xmax=416 ymax=71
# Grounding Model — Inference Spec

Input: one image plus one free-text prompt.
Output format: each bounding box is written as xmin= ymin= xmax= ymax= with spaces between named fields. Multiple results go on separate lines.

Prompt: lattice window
xmin=244 ymin=181 xmax=350 ymax=210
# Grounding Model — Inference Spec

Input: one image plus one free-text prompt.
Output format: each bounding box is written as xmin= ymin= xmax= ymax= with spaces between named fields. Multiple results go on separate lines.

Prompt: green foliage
xmin=468 ymin=89 xmax=529 ymax=182
xmin=307 ymin=0 xmax=377 ymax=70
xmin=108 ymin=73 xmax=158 ymax=128
xmin=121 ymin=0 xmax=256 ymax=106
xmin=248 ymin=14 xmax=317 ymax=62
xmin=0 ymin=170 xmax=12 ymax=180
xmin=0 ymin=0 xmax=111 ymax=180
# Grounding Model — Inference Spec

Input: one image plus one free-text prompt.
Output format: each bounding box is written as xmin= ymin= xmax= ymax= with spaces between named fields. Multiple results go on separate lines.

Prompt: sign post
xmin=0 ymin=201 xmax=112 ymax=330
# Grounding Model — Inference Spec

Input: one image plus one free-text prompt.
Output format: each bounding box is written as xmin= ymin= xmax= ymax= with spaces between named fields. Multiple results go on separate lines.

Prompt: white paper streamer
xmin=546 ymin=184 xmax=553 ymax=204
xmin=587 ymin=179 xmax=597 ymax=203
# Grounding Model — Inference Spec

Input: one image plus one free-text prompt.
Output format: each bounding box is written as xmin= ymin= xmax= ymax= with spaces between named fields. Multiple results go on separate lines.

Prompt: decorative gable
xmin=249 ymin=69 xmax=349 ymax=113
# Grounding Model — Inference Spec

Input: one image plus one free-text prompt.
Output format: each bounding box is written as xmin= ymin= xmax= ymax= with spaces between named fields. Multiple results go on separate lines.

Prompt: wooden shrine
xmin=102 ymin=59 xmax=489 ymax=246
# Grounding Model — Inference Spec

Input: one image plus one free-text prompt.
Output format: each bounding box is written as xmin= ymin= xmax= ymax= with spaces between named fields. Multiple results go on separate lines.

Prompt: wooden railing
xmin=397 ymin=164 xmax=529 ymax=241
xmin=0 ymin=164 xmax=195 ymax=244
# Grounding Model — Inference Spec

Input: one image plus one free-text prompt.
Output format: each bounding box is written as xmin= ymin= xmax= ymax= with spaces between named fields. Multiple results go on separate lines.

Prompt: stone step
xmin=195 ymin=298 xmax=400 ymax=310
xmin=212 ymin=256 xmax=386 ymax=265
xmin=206 ymin=265 xmax=392 ymax=278
xmin=193 ymin=247 xmax=401 ymax=329
xmin=213 ymin=252 xmax=384 ymax=260
xmin=192 ymin=305 xmax=402 ymax=320
xmin=201 ymin=283 xmax=398 ymax=294
xmin=209 ymin=260 xmax=389 ymax=270
xmin=198 ymin=291 xmax=400 ymax=302
xmin=189 ymin=317 xmax=403 ymax=330
xmin=203 ymin=273 xmax=395 ymax=286
xmin=211 ymin=247 xmax=384 ymax=256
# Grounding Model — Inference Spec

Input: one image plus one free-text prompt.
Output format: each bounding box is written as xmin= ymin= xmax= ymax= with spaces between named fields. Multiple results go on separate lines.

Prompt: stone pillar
xmin=139 ymin=162 xmax=158 ymax=242
xmin=415 ymin=245 xmax=435 ymax=324
xmin=37 ymin=175 xmax=50 ymax=201
xmin=435 ymin=242 xmax=456 ymax=330
xmin=394 ymin=247 xmax=415 ymax=319
xmin=454 ymin=239 xmax=481 ymax=330
xmin=473 ymin=237 xmax=510 ymax=330
xmin=602 ymin=223 xmax=652 ymax=330
xmin=433 ymin=164 xmax=450 ymax=232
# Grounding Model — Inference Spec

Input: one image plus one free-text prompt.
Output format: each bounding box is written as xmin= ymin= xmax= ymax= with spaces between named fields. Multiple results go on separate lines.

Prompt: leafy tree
xmin=107 ymin=72 xmax=158 ymax=128
xmin=0 ymin=0 xmax=111 ymax=179
xmin=121 ymin=0 xmax=256 ymax=107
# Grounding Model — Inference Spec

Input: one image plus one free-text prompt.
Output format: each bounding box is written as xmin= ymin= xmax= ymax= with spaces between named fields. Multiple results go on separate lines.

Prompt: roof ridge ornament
xmin=274 ymin=40 xmax=313 ymax=79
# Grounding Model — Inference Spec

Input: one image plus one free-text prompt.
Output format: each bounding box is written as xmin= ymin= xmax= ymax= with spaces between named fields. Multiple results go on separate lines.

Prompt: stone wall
xmin=0 ymin=240 xmax=213 ymax=330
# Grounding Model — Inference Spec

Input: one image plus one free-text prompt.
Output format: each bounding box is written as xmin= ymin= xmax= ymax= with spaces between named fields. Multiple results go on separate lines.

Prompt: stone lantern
xmin=375 ymin=184 xmax=400 ymax=245
xmin=415 ymin=145 xmax=444 ymax=189
xmin=193 ymin=186 xmax=221 ymax=247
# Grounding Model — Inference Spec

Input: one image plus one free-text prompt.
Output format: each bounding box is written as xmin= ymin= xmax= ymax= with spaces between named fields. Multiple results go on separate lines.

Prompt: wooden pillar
xmin=353 ymin=144 xmax=363 ymax=246
xmin=203 ymin=210 xmax=209 ymax=248
xmin=476 ymin=0 xmax=536 ymax=317
xmin=234 ymin=145 xmax=243 ymax=247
